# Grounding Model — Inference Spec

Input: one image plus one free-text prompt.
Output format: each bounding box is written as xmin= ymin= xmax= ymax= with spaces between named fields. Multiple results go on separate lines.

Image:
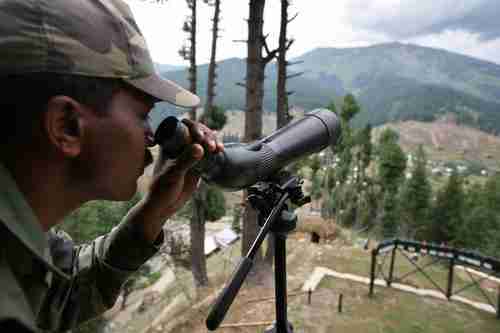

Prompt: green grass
xmin=283 ymin=234 xmax=500 ymax=333
xmin=291 ymin=275 xmax=499 ymax=333
xmin=131 ymin=228 xmax=499 ymax=333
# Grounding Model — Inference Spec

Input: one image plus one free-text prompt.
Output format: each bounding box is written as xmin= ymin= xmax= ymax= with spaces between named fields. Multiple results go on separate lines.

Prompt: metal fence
xmin=369 ymin=238 xmax=500 ymax=319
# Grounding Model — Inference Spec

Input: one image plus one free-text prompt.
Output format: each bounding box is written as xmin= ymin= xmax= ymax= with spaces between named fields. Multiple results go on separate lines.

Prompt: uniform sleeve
xmin=0 ymin=250 xmax=38 ymax=333
xmin=47 ymin=220 xmax=163 ymax=329
xmin=74 ymin=220 xmax=163 ymax=322
xmin=0 ymin=319 xmax=36 ymax=333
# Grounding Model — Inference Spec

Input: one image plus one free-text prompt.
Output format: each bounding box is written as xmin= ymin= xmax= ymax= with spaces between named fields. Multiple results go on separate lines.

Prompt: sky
xmin=126 ymin=0 xmax=500 ymax=66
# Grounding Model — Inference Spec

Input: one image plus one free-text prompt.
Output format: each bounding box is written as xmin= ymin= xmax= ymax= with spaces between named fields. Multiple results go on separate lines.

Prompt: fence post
xmin=338 ymin=294 xmax=343 ymax=313
xmin=388 ymin=242 xmax=397 ymax=287
xmin=369 ymin=249 xmax=376 ymax=297
xmin=446 ymin=255 xmax=455 ymax=300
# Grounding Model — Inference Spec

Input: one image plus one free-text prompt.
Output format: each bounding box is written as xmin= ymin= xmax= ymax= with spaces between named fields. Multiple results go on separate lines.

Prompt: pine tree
xmin=430 ymin=170 xmax=465 ymax=245
xmin=205 ymin=186 xmax=226 ymax=221
xmin=203 ymin=105 xmax=227 ymax=130
xmin=376 ymin=128 xmax=406 ymax=238
xmin=377 ymin=128 xmax=406 ymax=193
xmin=340 ymin=93 xmax=360 ymax=123
xmin=400 ymin=145 xmax=432 ymax=239
xmin=359 ymin=124 xmax=373 ymax=175
xmin=463 ymin=173 xmax=500 ymax=254
xmin=381 ymin=189 xmax=399 ymax=238
xmin=483 ymin=172 xmax=500 ymax=214
xmin=457 ymin=205 xmax=493 ymax=250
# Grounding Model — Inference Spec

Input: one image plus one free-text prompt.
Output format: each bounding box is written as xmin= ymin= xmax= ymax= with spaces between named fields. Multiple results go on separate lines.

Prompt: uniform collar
xmin=0 ymin=163 xmax=70 ymax=281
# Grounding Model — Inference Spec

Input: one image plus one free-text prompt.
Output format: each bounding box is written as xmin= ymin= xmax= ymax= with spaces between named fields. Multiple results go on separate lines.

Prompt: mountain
xmin=292 ymin=43 xmax=500 ymax=102
xmin=155 ymin=57 xmax=344 ymax=117
xmin=154 ymin=63 xmax=185 ymax=73
xmin=292 ymin=43 xmax=500 ymax=132
xmin=155 ymin=43 xmax=500 ymax=133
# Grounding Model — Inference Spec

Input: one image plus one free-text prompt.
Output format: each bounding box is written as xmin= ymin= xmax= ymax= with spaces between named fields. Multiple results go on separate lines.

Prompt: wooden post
xmin=338 ymin=294 xmax=343 ymax=313
xmin=388 ymin=244 xmax=397 ymax=287
xmin=446 ymin=256 xmax=455 ymax=299
xmin=308 ymin=289 xmax=312 ymax=305
xmin=369 ymin=249 xmax=376 ymax=296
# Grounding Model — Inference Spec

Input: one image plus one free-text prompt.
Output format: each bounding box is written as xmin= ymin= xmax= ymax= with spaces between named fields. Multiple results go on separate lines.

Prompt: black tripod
xmin=206 ymin=171 xmax=310 ymax=332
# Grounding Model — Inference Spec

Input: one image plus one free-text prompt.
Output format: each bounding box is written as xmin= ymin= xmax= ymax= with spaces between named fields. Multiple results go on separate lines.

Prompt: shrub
xmin=205 ymin=186 xmax=226 ymax=221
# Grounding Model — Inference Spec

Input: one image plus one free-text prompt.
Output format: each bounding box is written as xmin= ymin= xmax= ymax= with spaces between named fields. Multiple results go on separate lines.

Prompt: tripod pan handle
xmin=206 ymin=257 xmax=254 ymax=330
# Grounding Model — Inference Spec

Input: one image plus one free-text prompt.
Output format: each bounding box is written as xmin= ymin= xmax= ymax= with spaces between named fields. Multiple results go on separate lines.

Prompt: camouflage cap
xmin=0 ymin=0 xmax=199 ymax=107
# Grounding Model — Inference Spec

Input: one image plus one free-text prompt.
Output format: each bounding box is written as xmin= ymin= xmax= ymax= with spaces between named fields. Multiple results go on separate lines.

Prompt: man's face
xmin=77 ymin=87 xmax=155 ymax=201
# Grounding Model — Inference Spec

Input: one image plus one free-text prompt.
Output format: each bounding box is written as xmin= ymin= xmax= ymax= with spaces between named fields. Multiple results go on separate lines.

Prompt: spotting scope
xmin=154 ymin=109 xmax=341 ymax=191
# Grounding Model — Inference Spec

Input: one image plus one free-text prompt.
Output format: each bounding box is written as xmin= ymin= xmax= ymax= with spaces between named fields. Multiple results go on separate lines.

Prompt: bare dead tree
xmin=264 ymin=0 xmax=298 ymax=265
xmin=276 ymin=0 xmax=298 ymax=129
xmin=202 ymin=0 xmax=221 ymax=122
xmin=189 ymin=0 xmax=224 ymax=289
xmin=180 ymin=0 xmax=209 ymax=287
xmin=179 ymin=0 xmax=198 ymax=121
xmin=241 ymin=0 xmax=279 ymax=276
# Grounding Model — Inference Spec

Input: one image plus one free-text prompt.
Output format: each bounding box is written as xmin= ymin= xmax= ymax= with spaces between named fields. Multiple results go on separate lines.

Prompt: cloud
xmin=411 ymin=30 xmax=500 ymax=65
xmin=345 ymin=0 xmax=500 ymax=41
xmin=127 ymin=0 xmax=500 ymax=65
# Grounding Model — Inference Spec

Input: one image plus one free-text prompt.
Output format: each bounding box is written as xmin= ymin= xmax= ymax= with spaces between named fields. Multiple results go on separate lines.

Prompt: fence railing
xmin=369 ymin=238 xmax=500 ymax=319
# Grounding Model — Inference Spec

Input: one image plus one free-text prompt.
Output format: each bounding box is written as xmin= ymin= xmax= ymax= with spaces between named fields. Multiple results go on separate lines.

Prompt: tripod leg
xmin=264 ymin=232 xmax=293 ymax=333
xmin=275 ymin=233 xmax=288 ymax=332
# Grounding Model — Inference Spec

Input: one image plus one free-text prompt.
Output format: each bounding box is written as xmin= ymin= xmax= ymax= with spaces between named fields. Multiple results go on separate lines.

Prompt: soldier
xmin=0 ymin=0 xmax=223 ymax=332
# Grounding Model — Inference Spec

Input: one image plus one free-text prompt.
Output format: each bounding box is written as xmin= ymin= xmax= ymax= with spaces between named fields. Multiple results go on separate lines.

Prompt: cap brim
xmin=126 ymin=73 xmax=200 ymax=108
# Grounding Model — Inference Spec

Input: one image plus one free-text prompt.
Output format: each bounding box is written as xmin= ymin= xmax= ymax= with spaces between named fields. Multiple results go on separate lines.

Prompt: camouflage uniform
xmin=0 ymin=163 xmax=162 ymax=332
xmin=0 ymin=0 xmax=200 ymax=331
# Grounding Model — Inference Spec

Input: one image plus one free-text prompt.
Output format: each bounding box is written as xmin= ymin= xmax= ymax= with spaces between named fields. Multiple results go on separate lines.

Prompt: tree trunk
xmin=191 ymin=182 xmax=209 ymax=287
xmin=188 ymin=0 xmax=197 ymax=121
xmin=264 ymin=0 xmax=291 ymax=265
xmin=186 ymin=0 xmax=209 ymax=287
xmin=276 ymin=0 xmax=291 ymax=130
xmin=242 ymin=0 xmax=266 ymax=267
xmin=190 ymin=0 xmax=222 ymax=288
xmin=203 ymin=0 xmax=221 ymax=120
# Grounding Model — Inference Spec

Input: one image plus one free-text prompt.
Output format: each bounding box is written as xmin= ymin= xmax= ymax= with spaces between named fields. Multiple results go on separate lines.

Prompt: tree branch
xmin=288 ymin=12 xmax=299 ymax=23
xmin=262 ymin=34 xmax=271 ymax=55
xmin=262 ymin=35 xmax=278 ymax=64
xmin=287 ymin=71 xmax=304 ymax=79
xmin=286 ymin=60 xmax=304 ymax=66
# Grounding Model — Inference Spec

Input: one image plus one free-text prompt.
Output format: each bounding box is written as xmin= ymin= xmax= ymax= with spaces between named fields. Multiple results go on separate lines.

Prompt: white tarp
xmin=204 ymin=236 xmax=219 ymax=256
xmin=204 ymin=228 xmax=239 ymax=256
xmin=214 ymin=228 xmax=239 ymax=248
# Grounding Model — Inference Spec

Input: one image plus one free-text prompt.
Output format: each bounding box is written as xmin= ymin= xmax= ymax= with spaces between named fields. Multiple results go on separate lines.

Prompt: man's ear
xmin=44 ymin=96 xmax=83 ymax=158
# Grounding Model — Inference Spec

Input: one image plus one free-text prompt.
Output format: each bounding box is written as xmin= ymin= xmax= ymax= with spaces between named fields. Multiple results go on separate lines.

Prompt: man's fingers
xmin=181 ymin=118 xmax=205 ymax=142
xmin=173 ymin=143 xmax=204 ymax=175
xmin=181 ymin=119 xmax=219 ymax=153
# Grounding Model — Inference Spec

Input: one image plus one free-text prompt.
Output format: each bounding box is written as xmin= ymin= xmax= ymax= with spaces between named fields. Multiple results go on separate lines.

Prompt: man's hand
xmin=138 ymin=119 xmax=224 ymax=242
